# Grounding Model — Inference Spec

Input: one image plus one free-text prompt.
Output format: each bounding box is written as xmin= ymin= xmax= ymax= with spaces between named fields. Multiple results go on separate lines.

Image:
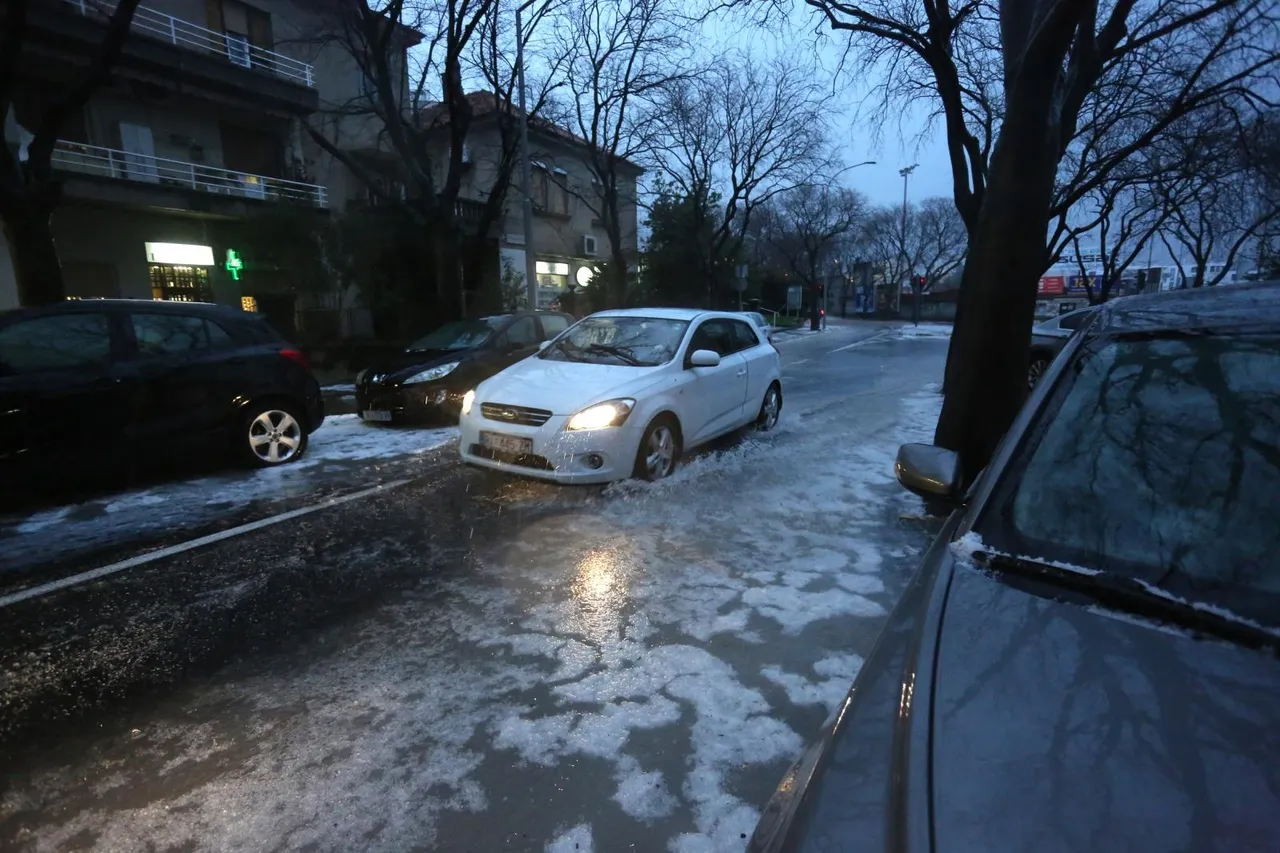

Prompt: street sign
xmin=786 ymin=285 xmax=802 ymax=310
xmin=732 ymin=277 xmax=748 ymax=292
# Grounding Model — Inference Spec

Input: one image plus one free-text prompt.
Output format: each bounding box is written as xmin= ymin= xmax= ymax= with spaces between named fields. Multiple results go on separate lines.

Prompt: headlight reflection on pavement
xmin=568 ymin=545 xmax=631 ymax=640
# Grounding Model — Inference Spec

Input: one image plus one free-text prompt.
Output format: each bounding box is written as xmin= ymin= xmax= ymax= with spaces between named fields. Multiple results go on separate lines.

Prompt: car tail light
xmin=280 ymin=348 xmax=311 ymax=369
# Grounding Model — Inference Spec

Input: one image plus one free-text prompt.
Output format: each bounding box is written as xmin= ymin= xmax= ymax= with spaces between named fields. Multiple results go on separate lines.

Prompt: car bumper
xmin=458 ymin=410 xmax=645 ymax=484
xmin=355 ymin=383 xmax=464 ymax=423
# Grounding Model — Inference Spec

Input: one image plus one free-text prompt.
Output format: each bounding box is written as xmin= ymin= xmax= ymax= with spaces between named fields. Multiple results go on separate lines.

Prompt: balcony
xmin=61 ymin=0 xmax=315 ymax=87
xmin=52 ymin=141 xmax=329 ymax=208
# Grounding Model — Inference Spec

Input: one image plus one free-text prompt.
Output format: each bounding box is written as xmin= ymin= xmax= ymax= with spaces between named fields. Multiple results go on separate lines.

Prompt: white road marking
xmin=830 ymin=330 xmax=894 ymax=354
xmin=0 ymin=479 xmax=414 ymax=608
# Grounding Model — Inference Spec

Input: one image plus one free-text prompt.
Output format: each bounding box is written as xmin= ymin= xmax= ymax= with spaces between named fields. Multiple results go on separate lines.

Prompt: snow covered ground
xmin=0 ymin=416 xmax=455 ymax=571
xmin=0 ymin=336 xmax=949 ymax=853
xmin=891 ymin=322 xmax=953 ymax=339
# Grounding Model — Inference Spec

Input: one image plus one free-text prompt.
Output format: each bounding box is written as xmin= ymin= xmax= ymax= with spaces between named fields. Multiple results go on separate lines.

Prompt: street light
xmin=515 ymin=0 xmax=544 ymax=310
xmin=897 ymin=163 xmax=918 ymax=314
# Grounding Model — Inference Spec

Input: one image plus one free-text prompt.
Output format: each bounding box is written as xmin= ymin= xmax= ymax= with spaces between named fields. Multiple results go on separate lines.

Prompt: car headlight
xmin=461 ymin=389 xmax=476 ymax=415
xmin=566 ymin=399 xmax=635 ymax=430
xmin=404 ymin=362 xmax=459 ymax=384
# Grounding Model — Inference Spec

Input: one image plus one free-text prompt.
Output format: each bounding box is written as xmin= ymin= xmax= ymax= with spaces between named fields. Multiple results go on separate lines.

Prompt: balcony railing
xmin=52 ymin=140 xmax=329 ymax=208
xmin=62 ymin=0 xmax=315 ymax=88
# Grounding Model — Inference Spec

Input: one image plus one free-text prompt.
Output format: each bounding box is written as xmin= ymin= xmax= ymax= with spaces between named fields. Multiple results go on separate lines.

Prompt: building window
xmin=149 ymin=265 xmax=214 ymax=303
xmin=225 ymin=32 xmax=252 ymax=68
xmin=241 ymin=296 xmax=259 ymax=312
xmin=532 ymin=164 xmax=549 ymax=209
xmin=551 ymin=168 xmax=571 ymax=215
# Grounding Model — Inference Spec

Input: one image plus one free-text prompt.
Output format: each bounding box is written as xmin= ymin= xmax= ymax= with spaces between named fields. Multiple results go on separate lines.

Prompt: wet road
xmin=0 ymin=322 xmax=950 ymax=853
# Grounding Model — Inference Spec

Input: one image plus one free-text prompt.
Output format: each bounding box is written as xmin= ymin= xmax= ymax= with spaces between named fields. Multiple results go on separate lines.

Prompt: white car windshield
xmin=541 ymin=316 xmax=690 ymax=367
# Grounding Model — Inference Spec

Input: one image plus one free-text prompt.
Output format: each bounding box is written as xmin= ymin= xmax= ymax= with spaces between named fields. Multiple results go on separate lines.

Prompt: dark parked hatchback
xmin=355 ymin=311 xmax=574 ymax=424
xmin=750 ymin=282 xmax=1280 ymax=853
xmin=0 ymin=300 xmax=323 ymax=500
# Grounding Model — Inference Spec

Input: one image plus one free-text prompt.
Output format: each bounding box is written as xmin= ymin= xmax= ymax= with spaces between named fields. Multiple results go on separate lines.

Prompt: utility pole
xmin=898 ymin=163 xmax=917 ymax=316
xmin=515 ymin=0 xmax=541 ymax=310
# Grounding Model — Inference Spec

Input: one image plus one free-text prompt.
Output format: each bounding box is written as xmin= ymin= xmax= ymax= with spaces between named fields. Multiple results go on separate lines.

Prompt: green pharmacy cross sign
xmin=225 ymin=248 xmax=244 ymax=280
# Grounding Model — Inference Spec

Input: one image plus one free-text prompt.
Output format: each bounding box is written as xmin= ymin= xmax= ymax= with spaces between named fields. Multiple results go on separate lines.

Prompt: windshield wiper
xmin=584 ymin=343 xmax=643 ymax=365
xmin=972 ymin=551 xmax=1280 ymax=652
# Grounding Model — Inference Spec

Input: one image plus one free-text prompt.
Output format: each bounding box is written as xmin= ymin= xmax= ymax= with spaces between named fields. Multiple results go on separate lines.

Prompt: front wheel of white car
xmin=756 ymin=383 xmax=782 ymax=432
xmin=635 ymin=415 xmax=681 ymax=481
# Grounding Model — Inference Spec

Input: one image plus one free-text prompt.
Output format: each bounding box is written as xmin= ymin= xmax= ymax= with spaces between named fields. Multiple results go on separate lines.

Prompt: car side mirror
xmin=689 ymin=349 xmax=721 ymax=368
xmin=895 ymin=443 xmax=961 ymax=501
xmin=538 ymin=340 xmax=551 ymax=351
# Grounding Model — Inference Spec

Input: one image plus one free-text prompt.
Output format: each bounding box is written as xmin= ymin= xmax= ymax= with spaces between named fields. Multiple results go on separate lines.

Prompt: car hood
xmin=361 ymin=349 xmax=474 ymax=384
xmin=930 ymin=558 xmax=1280 ymax=852
xmin=474 ymin=357 xmax=667 ymax=415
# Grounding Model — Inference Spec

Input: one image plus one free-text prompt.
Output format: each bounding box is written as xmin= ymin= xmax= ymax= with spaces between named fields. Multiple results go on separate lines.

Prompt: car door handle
xmin=736 ymin=370 xmax=747 ymax=377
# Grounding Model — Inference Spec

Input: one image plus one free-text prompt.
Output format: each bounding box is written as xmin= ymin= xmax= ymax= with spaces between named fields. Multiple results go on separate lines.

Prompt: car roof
xmin=0 ymin=298 xmax=257 ymax=323
xmin=1092 ymin=280 xmax=1280 ymax=336
xmin=589 ymin=307 xmax=753 ymax=322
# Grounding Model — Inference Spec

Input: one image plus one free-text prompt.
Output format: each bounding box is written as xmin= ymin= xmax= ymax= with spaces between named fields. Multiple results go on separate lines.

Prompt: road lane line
xmin=829 ymin=330 xmax=894 ymax=353
xmin=0 ymin=479 xmax=415 ymax=609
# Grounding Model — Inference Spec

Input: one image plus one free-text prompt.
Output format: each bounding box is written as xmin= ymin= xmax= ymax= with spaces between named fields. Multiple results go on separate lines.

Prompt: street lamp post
xmin=898 ymin=163 xmax=918 ymax=315
xmin=515 ymin=0 xmax=540 ymax=310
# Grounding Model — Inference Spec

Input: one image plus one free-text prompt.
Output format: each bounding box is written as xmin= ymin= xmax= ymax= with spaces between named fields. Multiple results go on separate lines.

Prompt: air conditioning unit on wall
xmin=581 ymin=235 xmax=598 ymax=256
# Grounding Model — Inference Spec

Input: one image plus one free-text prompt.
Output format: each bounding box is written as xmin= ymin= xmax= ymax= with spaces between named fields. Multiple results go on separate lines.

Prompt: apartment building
xmin=0 ymin=0 xmax=413 ymax=338
xmin=439 ymin=93 xmax=642 ymax=310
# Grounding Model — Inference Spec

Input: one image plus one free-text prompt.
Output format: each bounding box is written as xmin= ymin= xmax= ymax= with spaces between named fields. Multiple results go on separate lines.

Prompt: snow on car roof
xmin=588 ymin=308 xmax=725 ymax=321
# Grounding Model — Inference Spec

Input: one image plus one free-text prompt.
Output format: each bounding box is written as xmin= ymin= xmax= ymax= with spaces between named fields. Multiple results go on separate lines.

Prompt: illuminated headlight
xmin=404 ymin=362 xmax=459 ymax=384
xmin=461 ymin=389 xmax=476 ymax=415
xmin=566 ymin=399 xmax=635 ymax=430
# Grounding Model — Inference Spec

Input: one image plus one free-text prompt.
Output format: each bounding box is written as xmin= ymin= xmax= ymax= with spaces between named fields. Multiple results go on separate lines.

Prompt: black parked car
xmin=355 ymin=311 xmax=574 ymax=424
xmin=0 ymin=300 xmax=324 ymax=500
xmin=750 ymin=282 xmax=1280 ymax=853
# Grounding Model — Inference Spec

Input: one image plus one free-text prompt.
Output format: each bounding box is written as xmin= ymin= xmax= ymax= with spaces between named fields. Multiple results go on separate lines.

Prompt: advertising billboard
xmin=1038 ymin=275 xmax=1066 ymax=295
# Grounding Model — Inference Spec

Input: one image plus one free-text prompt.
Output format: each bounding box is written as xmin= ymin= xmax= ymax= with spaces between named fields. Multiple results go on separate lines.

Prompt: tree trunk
xmin=1 ymin=197 xmax=65 ymax=306
xmin=934 ymin=84 xmax=1063 ymax=484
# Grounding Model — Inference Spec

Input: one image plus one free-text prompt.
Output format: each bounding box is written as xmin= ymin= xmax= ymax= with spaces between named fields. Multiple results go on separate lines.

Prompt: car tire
xmin=756 ymin=382 xmax=782 ymax=431
xmin=634 ymin=415 xmax=681 ymax=481
xmin=239 ymin=401 xmax=310 ymax=468
xmin=1028 ymin=356 xmax=1051 ymax=389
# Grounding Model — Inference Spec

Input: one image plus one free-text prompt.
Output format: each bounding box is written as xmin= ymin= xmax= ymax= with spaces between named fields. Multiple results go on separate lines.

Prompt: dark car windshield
xmin=407 ymin=317 xmax=505 ymax=352
xmin=540 ymin=316 xmax=689 ymax=367
xmin=981 ymin=333 xmax=1280 ymax=627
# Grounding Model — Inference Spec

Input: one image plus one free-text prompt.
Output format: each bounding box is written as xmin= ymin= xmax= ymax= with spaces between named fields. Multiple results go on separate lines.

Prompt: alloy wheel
xmin=758 ymin=386 xmax=781 ymax=431
xmin=645 ymin=425 xmax=676 ymax=479
xmin=248 ymin=409 xmax=303 ymax=465
xmin=1028 ymin=359 xmax=1049 ymax=389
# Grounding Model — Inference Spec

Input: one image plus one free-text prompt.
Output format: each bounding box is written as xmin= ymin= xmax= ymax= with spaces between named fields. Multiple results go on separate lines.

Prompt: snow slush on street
xmin=0 ymin=329 xmax=949 ymax=852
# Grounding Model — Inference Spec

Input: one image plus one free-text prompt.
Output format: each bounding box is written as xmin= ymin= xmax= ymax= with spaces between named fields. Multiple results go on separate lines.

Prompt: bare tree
xmin=804 ymin=0 xmax=1280 ymax=481
xmin=913 ymin=196 xmax=967 ymax=285
xmin=0 ymin=0 xmax=142 ymax=305
xmin=554 ymin=0 xmax=686 ymax=307
xmin=648 ymin=53 xmax=837 ymax=307
xmin=760 ymin=184 xmax=867 ymax=304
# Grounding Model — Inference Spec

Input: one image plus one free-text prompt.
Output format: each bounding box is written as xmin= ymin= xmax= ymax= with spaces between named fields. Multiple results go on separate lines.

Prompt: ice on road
xmin=1 ymin=331 xmax=949 ymax=853
xmin=0 ymin=416 xmax=456 ymax=570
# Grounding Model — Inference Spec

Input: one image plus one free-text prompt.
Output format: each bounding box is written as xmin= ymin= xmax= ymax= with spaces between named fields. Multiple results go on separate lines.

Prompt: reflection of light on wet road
xmin=566 ymin=544 xmax=631 ymax=641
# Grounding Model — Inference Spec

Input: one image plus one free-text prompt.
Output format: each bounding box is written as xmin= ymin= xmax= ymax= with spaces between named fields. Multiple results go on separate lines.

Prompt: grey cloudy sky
xmin=703 ymin=5 xmax=957 ymax=208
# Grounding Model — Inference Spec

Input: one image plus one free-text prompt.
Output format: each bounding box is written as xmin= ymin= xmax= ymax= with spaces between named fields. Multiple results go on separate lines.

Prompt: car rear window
xmin=983 ymin=333 xmax=1280 ymax=626
xmin=0 ymin=313 xmax=112 ymax=373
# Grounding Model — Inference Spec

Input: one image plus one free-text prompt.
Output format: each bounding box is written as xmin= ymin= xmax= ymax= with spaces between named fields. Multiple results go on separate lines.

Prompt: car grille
xmin=469 ymin=444 xmax=555 ymax=470
xmin=479 ymin=402 xmax=553 ymax=427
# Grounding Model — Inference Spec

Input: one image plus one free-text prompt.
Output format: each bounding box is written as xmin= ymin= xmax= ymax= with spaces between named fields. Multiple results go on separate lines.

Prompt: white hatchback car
xmin=458 ymin=308 xmax=783 ymax=483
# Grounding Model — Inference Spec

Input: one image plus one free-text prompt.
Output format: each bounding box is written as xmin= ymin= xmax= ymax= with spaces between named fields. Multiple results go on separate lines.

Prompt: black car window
xmin=689 ymin=320 xmax=737 ymax=357
xmin=407 ymin=317 xmax=504 ymax=352
xmin=501 ymin=316 xmax=539 ymax=349
xmin=0 ymin=313 xmax=112 ymax=373
xmin=729 ymin=319 xmax=759 ymax=351
xmin=1058 ymin=310 xmax=1090 ymax=331
xmin=982 ymin=333 xmax=1280 ymax=627
xmin=131 ymin=313 xmax=229 ymax=356
xmin=540 ymin=314 xmax=570 ymax=339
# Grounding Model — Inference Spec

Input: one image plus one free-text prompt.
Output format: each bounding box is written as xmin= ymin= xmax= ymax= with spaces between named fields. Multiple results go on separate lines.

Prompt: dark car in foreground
xmin=1027 ymin=306 xmax=1093 ymax=388
xmin=354 ymin=311 xmax=574 ymax=424
xmin=750 ymin=281 xmax=1280 ymax=853
xmin=0 ymin=300 xmax=324 ymax=503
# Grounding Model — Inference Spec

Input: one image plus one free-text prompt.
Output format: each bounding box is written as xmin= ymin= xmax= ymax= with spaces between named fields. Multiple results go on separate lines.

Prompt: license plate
xmin=362 ymin=410 xmax=392 ymax=422
xmin=480 ymin=431 xmax=532 ymax=455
